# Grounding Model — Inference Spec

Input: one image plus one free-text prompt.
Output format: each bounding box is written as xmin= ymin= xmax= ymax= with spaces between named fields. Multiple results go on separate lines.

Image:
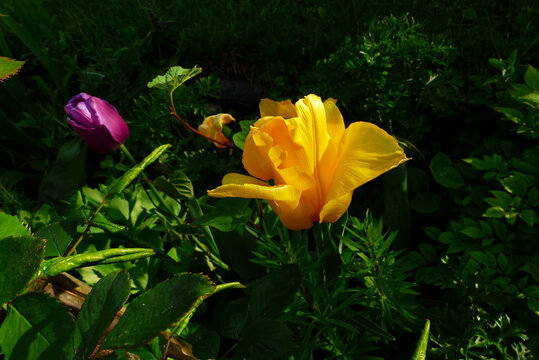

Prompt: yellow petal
xmin=322 ymin=122 xmax=408 ymax=213
xmin=293 ymin=94 xmax=330 ymax=168
xmin=319 ymin=192 xmax=353 ymax=223
xmin=198 ymin=113 xmax=235 ymax=148
xmin=259 ymin=98 xmax=297 ymax=118
xmin=323 ymin=98 xmax=345 ymax=145
xmin=207 ymin=173 xmax=301 ymax=207
xmin=242 ymin=127 xmax=275 ymax=180
xmin=268 ymin=193 xmax=317 ymax=230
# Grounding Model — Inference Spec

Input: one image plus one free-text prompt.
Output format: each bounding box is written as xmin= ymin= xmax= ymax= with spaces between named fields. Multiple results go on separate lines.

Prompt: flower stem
xmin=65 ymin=194 xmax=110 ymax=256
xmin=168 ymin=92 xmax=232 ymax=147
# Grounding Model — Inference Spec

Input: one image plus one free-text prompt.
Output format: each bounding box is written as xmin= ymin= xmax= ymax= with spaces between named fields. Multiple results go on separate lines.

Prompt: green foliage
xmin=303 ymin=13 xmax=456 ymax=140
xmin=411 ymin=59 xmax=539 ymax=357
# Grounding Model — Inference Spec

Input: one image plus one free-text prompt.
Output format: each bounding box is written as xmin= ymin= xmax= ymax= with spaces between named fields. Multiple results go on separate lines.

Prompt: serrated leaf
xmin=0 ymin=292 xmax=74 ymax=360
xmin=0 ymin=56 xmax=25 ymax=81
xmin=74 ymin=271 xmax=131 ymax=360
xmin=0 ymin=213 xmax=31 ymax=238
xmin=147 ymin=65 xmax=202 ymax=93
xmin=0 ymin=235 xmax=45 ymax=306
xmin=107 ymin=144 xmax=171 ymax=195
xmin=102 ymin=273 xmax=216 ymax=349
xmin=249 ymin=264 xmax=301 ymax=319
xmin=431 ymin=153 xmax=464 ymax=189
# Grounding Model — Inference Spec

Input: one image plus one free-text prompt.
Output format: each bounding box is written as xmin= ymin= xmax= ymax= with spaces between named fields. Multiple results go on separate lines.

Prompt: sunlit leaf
xmin=0 ymin=213 xmax=31 ymax=238
xmin=0 ymin=235 xmax=45 ymax=306
xmin=102 ymin=273 xmax=216 ymax=349
xmin=147 ymin=65 xmax=202 ymax=93
xmin=0 ymin=292 xmax=74 ymax=360
xmin=431 ymin=152 xmax=464 ymax=189
xmin=0 ymin=56 xmax=25 ymax=81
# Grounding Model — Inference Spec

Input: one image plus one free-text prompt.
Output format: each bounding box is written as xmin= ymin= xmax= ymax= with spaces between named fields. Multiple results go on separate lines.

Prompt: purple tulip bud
xmin=64 ymin=93 xmax=129 ymax=154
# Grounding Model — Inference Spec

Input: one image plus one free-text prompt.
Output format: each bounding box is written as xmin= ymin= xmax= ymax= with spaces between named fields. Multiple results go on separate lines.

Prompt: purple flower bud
xmin=64 ymin=93 xmax=129 ymax=154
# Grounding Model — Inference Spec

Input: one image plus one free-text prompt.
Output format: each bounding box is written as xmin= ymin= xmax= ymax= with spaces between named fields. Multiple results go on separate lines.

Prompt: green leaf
xmin=0 ymin=235 xmax=45 ymax=306
xmin=74 ymin=271 xmax=131 ymax=360
xmin=219 ymin=298 xmax=249 ymax=339
xmin=102 ymin=273 xmax=216 ymax=349
xmin=249 ymin=264 xmax=301 ymax=319
xmin=154 ymin=170 xmax=194 ymax=200
xmin=522 ymin=261 xmax=539 ymax=283
xmin=0 ymin=213 xmax=31 ymax=238
xmin=35 ymin=222 xmax=72 ymax=257
xmin=423 ymin=226 xmax=441 ymax=240
xmin=519 ymin=209 xmax=538 ymax=227
xmin=0 ymin=292 xmax=74 ymax=360
xmin=461 ymin=226 xmax=484 ymax=239
xmin=488 ymin=58 xmax=505 ymax=71
xmin=418 ymin=243 xmax=437 ymax=263
xmin=0 ymin=56 xmax=25 ymax=81
xmin=194 ymin=198 xmax=253 ymax=232
xmin=484 ymin=206 xmax=505 ymax=218
xmin=232 ymin=120 xmax=255 ymax=150
xmin=410 ymin=319 xmax=430 ymax=360
xmin=126 ymin=337 xmax=163 ymax=360
xmin=237 ymin=319 xmax=296 ymax=360
xmin=524 ymin=65 xmax=539 ymax=90
xmin=492 ymin=106 xmax=524 ymax=125
xmin=188 ymin=326 xmax=220 ymax=360
xmin=39 ymin=248 xmax=155 ymax=277
xmin=353 ymin=313 xmax=396 ymax=341
xmin=518 ymin=92 xmax=539 ymax=107
xmin=431 ymin=153 xmax=464 ymax=189
xmin=147 ymin=65 xmax=202 ymax=93
xmin=107 ymin=144 xmax=171 ymax=195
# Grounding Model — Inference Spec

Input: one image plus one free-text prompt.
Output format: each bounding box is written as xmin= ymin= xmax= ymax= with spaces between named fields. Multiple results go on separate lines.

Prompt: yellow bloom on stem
xmin=198 ymin=113 xmax=235 ymax=148
xmin=207 ymin=94 xmax=409 ymax=230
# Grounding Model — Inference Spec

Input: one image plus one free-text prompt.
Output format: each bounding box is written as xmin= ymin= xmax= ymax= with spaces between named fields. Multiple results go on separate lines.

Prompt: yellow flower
xmin=198 ymin=113 xmax=235 ymax=148
xmin=207 ymin=94 xmax=408 ymax=230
